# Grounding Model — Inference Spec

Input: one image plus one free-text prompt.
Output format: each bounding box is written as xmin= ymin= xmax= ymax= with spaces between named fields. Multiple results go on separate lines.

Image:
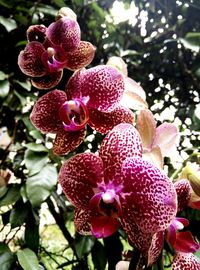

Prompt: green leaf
xmin=14 ymin=91 xmax=27 ymax=106
xmin=29 ymin=130 xmax=44 ymax=140
xmin=0 ymin=185 xmax=21 ymax=207
xmin=180 ymin=33 xmax=200 ymax=52
xmin=26 ymin=165 xmax=57 ymax=207
xmin=91 ymin=240 xmax=107 ymax=270
xmin=0 ymin=71 xmax=8 ymax=81
xmin=0 ymin=15 xmax=17 ymax=32
xmin=24 ymin=149 xmax=48 ymax=175
xmin=0 ymin=80 xmax=9 ymax=98
xmin=75 ymin=236 xmax=95 ymax=259
xmin=0 ymin=186 xmax=9 ymax=198
xmin=25 ymin=143 xmax=48 ymax=152
xmin=185 ymin=32 xmax=200 ymax=45
xmin=15 ymin=80 xmax=31 ymax=91
xmin=0 ymin=252 xmax=15 ymax=270
xmin=0 ymin=243 xmax=15 ymax=270
xmin=10 ymin=200 xmax=29 ymax=229
xmin=17 ymin=248 xmax=40 ymax=270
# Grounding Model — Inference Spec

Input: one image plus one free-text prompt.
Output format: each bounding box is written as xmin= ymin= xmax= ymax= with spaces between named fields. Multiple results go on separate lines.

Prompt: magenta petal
xmin=67 ymin=65 xmax=125 ymax=112
xmin=74 ymin=208 xmax=92 ymax=235
xmin=91 ymin=216 xmax=120 ymax=238
xmin=99 ymin=123 xmax=142 ymax=184
xmin=174 ymin=180 xmax=191 ymax=212
xmin=174 ymin=231 xmax=200 ymax=253
xmin=53 ymin=128 xmax=86 ymax=155
xmin=121 ymin=217 xmax=153 ymax=256
xmin=31 ymin=70 xmax=63 ymax=90
xmin=65 ymin=41 xmax=95 ymax=70
xmin=148 ymin=231 xmax=164 ymax=266
xmin=30 ymin=90 xmax=66 ymax=133
xmin=88 ymin=106 xmax=134 ymax=134
xmin=172 ymin=252 xmax=200 ymax=270
xmin=58 ymin=153 xmax=104 ymax=208
xmin=121 ymin=157 xmax=177 ymax=234
xmin=46 ymin=17 xmax=80 ymax=52
xmin=18 ymin=41 xmax=47 ymax=77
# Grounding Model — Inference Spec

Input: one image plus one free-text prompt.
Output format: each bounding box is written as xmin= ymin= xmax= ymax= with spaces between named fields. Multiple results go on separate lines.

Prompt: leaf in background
xmin=26 ymin=164 xmax=57 ymax=207
xmin=0 ymin=71 xmax=8 ymax=81
xmin=14 ymin=91 xmax=27 ymax=107
xmin=15 ymin=80 xmax=31 ymax=91
xmin=24 ymin=149 xmax=48 ymax=175
xmin=0 ymin=185 xmax=21 ymax=207
xmin=29 ymin=130 xmax=44 ymax=140
xmin=75 ymin=236 xmax=95 ymax=259
xmin=17 ymin=248 xmax=40 ymax=270
xmin=10 ymin=200 xmax=29 ymax=229
xmin=0 ymin=80 xmax=9 ymax=98
xmin=91 ymin=240 xmax=107 ymax=270
xmin=25 ymin=143 xmax=48 ymax=152
xmin=0 ymin=243 xmax=15 ymax=270
xmin=180 ymin=33 xmax=200 ymax=52
xmin=0 ymin=15 xmax=17 ymax=32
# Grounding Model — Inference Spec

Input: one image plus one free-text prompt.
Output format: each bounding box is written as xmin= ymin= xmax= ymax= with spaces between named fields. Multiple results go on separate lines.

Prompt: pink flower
xmin=18 ymin=15 xmax=95 ymax=89
xmin=58 ymin=124 xmax=177 ymax=253
xmin=172 ymin=252 xmax=200 ymax=269
xmin=147 ymin=215 xmax=200 ymax=267
xmin=30 ymin=66 xmax=134 ymax=155
xmin=136 ymin=109 xmax=179 ymax=169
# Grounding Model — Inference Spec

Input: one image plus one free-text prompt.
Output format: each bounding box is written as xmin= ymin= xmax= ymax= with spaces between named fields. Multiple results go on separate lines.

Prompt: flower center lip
xmin=59 ymin=98 xmax=89 ymax=132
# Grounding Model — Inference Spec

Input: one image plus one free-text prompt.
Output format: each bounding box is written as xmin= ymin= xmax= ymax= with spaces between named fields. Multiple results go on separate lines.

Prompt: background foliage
xmin=0 ymin=0 xmax=200 ymax=269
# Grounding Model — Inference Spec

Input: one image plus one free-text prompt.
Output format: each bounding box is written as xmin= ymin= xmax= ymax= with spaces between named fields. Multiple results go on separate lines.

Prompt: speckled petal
xmin=26 ymin=25 xmax=47 ymax=43
xmin=121 ymin=217 xmax=153 ymax=256
xmin=18 ymin=41 xmax=48 ymax=77
xmin=46 ymin=17 xmax=80 ymax=52
xmin=53 ymin=128 xmax=86 ymax=155
xmin=65 ymin=41 xmax=95 ymax=71
xmin=67 ymin=65 xmax=125 ymax=112
xmin=172 ymin=252 xmax=200 ymax=270
xmin=31 ymin=70 xmax=63 ymax=90
xmin=121 ymin=157 xmax=177 ymax=234
xmin=58 ymin=153 xmax=104 ymax=209
xmin=30 ymin=90 xmax=66 ymax=133
xmin=148 ymin=231 xmax=164 ymax=266
xmin=99 ymin=123 xmax=142 ymax=183
xmin=88 ymin=106 xmax=134 ymax=134
xmin=74 ymin=208 xmax=92 ymax=235
xmin=174 ymin=179 xmax=191 ymax=212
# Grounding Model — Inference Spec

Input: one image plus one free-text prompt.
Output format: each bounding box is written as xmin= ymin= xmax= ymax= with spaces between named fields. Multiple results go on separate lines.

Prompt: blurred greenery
xmin=0 ymin=0 xmax=200 ymax=269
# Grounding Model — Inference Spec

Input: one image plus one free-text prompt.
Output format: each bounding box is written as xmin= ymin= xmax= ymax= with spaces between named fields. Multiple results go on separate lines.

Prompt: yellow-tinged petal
xmin=136 ymin=109 xmax=156 ymax=148
xmin=143 ymin=146 xmax=163 ymax=170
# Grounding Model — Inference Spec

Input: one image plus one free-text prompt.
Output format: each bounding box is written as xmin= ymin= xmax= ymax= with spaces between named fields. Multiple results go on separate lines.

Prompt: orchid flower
xmin=18 ymin=8 xmax=95 ymax=89
xmin=106 ymin=56 xmax=148 ymax=110
xmin=30 ymin=66 xmax=134 ymax=155
xmin=136 ymin=109 xmax=179 ymax=169
xmin=58 ymin=123 xmax=177 ymax=261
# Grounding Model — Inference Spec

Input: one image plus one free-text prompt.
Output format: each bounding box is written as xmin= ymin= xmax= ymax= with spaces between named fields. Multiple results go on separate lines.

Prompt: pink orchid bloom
xmin=58 ymin=123 xmax=177 ymax=258
xmin=30 ymin=66 xmax=134 ymax=155
xmin=106 ymin=56 xmax=148 ymax=110
xmin=136 ymin=109 xmax=179 ymax=169
xmin=172 ymin=252 xmax=200 ymax=269
xmin=146 ymin=216 xmax=200 ymax=268
xmin=175 ymin=179 xmax=200 ymax=211
xmin=18 ymin=14 xmax=95 ymax=89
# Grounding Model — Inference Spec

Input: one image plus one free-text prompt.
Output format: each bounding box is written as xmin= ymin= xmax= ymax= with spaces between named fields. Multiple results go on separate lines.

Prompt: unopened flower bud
xmin=180 ymin=162 xmax=200 ymax=197
xmin=56 ymin=7 xmax=77 ymax=21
